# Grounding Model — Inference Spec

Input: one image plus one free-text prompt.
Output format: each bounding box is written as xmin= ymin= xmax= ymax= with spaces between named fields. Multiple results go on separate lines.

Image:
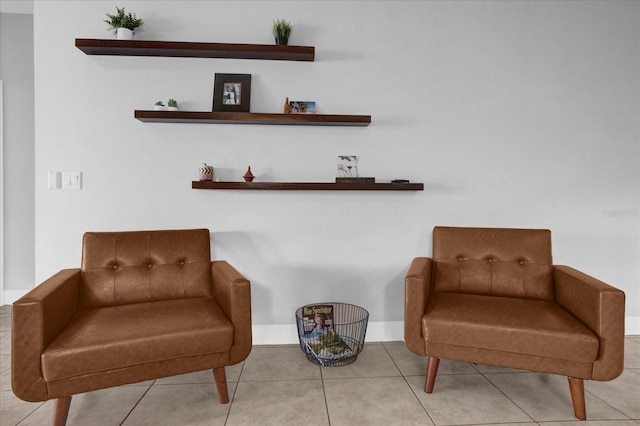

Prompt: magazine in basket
xmin=300 ymin=304 xmax=354 ymax=365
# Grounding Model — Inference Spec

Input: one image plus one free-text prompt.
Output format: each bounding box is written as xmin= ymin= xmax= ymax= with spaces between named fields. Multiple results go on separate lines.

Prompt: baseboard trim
xmin=252 ymin=318 xmax=640 ymax=344
xmin=252 ymin=321 xmax=404 ymax=345
xmin=252 ymin=321 xmax=403 ymax=345
xmin=626 ymin=316 xmax=640 ymax=335
xmin=2 ymin=289 xmax=26 ymax=306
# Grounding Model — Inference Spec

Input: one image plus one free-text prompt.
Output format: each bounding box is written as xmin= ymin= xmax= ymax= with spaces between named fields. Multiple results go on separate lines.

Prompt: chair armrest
xmin=12 ymin=268 xmax=81 ymax=401
xmin=554 ymin=265 xmax=625 ymax=381
xmin=404 ymin=257 xmax=433 ymax=356
xmin=211 ymin=260 xmax=252 ymax=365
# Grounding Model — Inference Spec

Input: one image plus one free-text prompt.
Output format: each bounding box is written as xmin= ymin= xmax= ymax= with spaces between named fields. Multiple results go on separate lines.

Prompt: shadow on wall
xmin=383 ymin=268 xmax=408 ymax=323
xmin=210 ymin=230 xmax=277 ymax=324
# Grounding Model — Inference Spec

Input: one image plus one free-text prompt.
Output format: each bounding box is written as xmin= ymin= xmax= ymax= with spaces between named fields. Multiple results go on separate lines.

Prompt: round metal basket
xmin=295 ymin=302 xmax=369 ymax=367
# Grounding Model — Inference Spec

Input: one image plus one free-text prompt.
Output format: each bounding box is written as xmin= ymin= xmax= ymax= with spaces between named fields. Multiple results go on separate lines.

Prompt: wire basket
xmin=296 ymin=302 xmax=369 ymax=367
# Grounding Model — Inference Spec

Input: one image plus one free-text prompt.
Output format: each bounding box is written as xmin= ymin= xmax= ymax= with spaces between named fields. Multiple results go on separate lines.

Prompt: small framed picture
xmin=212 ymin=73 xmax=251 ymax=112
xmin=289 ymin=101 xmax=316 ymax=114
xmin=337 ymin=155 xmax=358 ymax=178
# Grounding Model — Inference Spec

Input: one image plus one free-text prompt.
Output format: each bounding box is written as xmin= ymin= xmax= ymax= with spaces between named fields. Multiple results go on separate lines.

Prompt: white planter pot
xmin=154 ymin=105 xmax=166 ymax=111
xmin=168 ymin=106 xmax=178 ymax=112
xmin=116 ymin=28 xmax=133 ymax=40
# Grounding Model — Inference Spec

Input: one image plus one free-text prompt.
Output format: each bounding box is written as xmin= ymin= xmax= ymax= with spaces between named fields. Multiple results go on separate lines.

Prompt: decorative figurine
xmin=284 ymin=97 xmax=292 ymax=114
xmin=243 ymin=166 xmax=255 ymax=182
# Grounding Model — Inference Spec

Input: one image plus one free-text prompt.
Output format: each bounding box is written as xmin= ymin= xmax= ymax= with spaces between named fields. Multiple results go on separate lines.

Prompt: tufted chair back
xmin=432 ymin=226 xmax=554 ymax=300
xmin=80 ymin=229 xmax=213 ymax=308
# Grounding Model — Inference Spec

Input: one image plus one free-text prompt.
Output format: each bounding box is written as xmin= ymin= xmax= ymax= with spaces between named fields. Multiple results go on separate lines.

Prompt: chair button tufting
xmin=180 ymin=261 xmax=185 ymax=266
xmin=458 ymin=257 xmax=464 ymax=262
xmin=148 ymin=264 xmax=153 ymax=268
xmin=113 ymin=265 xmax=118 ymax=270
xmin=519 ymin=260 xmax=525 ymax=265
xmin=488 ymin=258 xmax=493 ymax=263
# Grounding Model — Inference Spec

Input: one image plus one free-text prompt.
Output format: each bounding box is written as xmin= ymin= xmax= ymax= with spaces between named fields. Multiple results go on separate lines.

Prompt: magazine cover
xmin=300 ymin=304 xmax=354 ymax=365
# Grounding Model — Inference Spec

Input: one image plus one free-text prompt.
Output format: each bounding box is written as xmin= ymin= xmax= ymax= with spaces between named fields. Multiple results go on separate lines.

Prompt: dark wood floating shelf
xmin=75 ymin=38 xmax=315 ymax=61
xmin=192 ymin=181 xmax=423 ymax=191
xmin=135 ymin=110 xmax=371 ymax=126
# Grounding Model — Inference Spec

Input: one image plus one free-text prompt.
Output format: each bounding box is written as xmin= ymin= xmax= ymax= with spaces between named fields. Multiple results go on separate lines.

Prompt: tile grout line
xmin=119 ymin=380 xmax=155 ymax=426
xmin=380 ymin=342 xmax=437 ymax=425
xmin=479 ymin=371 xmax=537 ymax=424
xmin=583 ymin=376 xmax=633 ymax=421
xmin=319 ymin=364 xmax=332 ymax=426
xmin=223 ymin=362 xmax=246 ymax=426
xmin=13 ymin=396 xmax=46 ymax=426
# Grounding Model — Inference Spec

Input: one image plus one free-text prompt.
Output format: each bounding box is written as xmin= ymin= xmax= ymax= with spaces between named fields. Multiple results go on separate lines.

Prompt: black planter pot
xmin=275 ymin=36 xmax=289 ymax=46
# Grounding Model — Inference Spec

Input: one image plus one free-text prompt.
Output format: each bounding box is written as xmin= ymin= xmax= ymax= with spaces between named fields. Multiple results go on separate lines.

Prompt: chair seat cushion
xmin=42 ymin=297 xmax=233 ymax=382
xmin=422 ymin=292 xmax=599 ymax=363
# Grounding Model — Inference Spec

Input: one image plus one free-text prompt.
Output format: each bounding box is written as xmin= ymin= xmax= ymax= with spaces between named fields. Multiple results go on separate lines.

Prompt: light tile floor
xmin=1 ymin=304 xmax=639 ymax=425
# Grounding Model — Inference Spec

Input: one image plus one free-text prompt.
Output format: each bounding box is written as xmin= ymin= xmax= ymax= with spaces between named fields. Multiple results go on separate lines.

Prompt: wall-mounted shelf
xmin=192 ymin=181 xmax=423 ymax=191
xmin=135 ymin=110 xmax=371 ymax=126
xmin=75 ymin=38 xmax=315 ymax=61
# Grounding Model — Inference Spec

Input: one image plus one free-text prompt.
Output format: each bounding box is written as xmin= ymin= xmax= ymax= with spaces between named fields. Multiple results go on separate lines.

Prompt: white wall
xmin=30 ymin=1 xmax=639 ymax=340
xmin=0 ymin=0 xmax=33 ymax=15
xmin=0 ymin=12 xmax=35 ymax=303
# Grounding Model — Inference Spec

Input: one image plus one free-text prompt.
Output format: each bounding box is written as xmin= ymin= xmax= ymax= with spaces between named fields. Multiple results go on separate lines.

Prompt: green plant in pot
xmin=104 ymin=6 xmax=143 ymax=40
xmin=167 ymin=99 xmax=178 ymax=111
xmin=272 ymin=18 xmax=292 ymax=45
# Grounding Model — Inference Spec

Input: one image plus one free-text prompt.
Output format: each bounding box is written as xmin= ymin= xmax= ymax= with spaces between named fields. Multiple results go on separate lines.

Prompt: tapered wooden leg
xmin=425 ymin=356 xmax=440 ymax=394
xmin=568 ymin=377 xmax=586 ymax=420
xmin=213 ymin=367 xmax=229 ymax=404
xmin=53 ymin=396 xmax=72 ymax=426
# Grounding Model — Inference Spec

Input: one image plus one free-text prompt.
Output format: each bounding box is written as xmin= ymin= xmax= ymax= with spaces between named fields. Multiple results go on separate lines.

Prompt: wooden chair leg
xmin=53 ymin=396 xmax=72 ymax=426
xmin=568 ymin=377 xmax=586 ymax=420
xmin=425 ymin=356 xmax=440 ymax=394
xmin=213 ymin=367 xmax=229 ymax=404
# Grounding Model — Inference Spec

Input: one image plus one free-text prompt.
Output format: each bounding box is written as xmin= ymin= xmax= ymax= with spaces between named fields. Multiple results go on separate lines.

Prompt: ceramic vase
xmin=199 ymin=164 xmax=214 ymax=181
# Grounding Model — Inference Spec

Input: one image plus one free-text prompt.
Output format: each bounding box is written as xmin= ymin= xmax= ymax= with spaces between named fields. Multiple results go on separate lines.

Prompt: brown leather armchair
xmin=405 ymin=226 xmax=625 ymax=420
xmin=12 ymin=229 xmax=252 ymax=426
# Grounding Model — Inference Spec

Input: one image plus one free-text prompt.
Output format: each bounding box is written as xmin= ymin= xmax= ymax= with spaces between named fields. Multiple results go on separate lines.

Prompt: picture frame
xmin=212 ymin=73 xmax=251 ymax=112
xmin=337 ymin=155 xmax=358 ymax=178
xmin=289 ymin=101 xmax=316 ymax=114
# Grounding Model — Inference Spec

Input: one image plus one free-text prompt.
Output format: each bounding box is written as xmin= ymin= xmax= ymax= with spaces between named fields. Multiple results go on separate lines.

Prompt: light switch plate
xmin=62 ymin=172 xmax=82 ymax=190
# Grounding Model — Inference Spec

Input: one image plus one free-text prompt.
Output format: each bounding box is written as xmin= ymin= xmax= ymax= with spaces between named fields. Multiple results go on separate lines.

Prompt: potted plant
xmin=272 ymin=18 xmax=292 ymax=45
xmin=154 ymin=101 xmax=165 ymax=111
xmin=104 ymin=6 xmax=143 ymax=40
xmin=167 ymin=99 xmax=178 ymax=111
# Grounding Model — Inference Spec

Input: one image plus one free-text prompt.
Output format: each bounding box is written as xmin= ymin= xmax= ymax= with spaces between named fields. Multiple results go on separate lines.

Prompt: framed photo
xmin=289 ymin=101 xmax=316 ymax=114
xmin=337 ymin=155 xmax=358 ymax=178
xmin=212 ymin=73 xmax=251 ymax=112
